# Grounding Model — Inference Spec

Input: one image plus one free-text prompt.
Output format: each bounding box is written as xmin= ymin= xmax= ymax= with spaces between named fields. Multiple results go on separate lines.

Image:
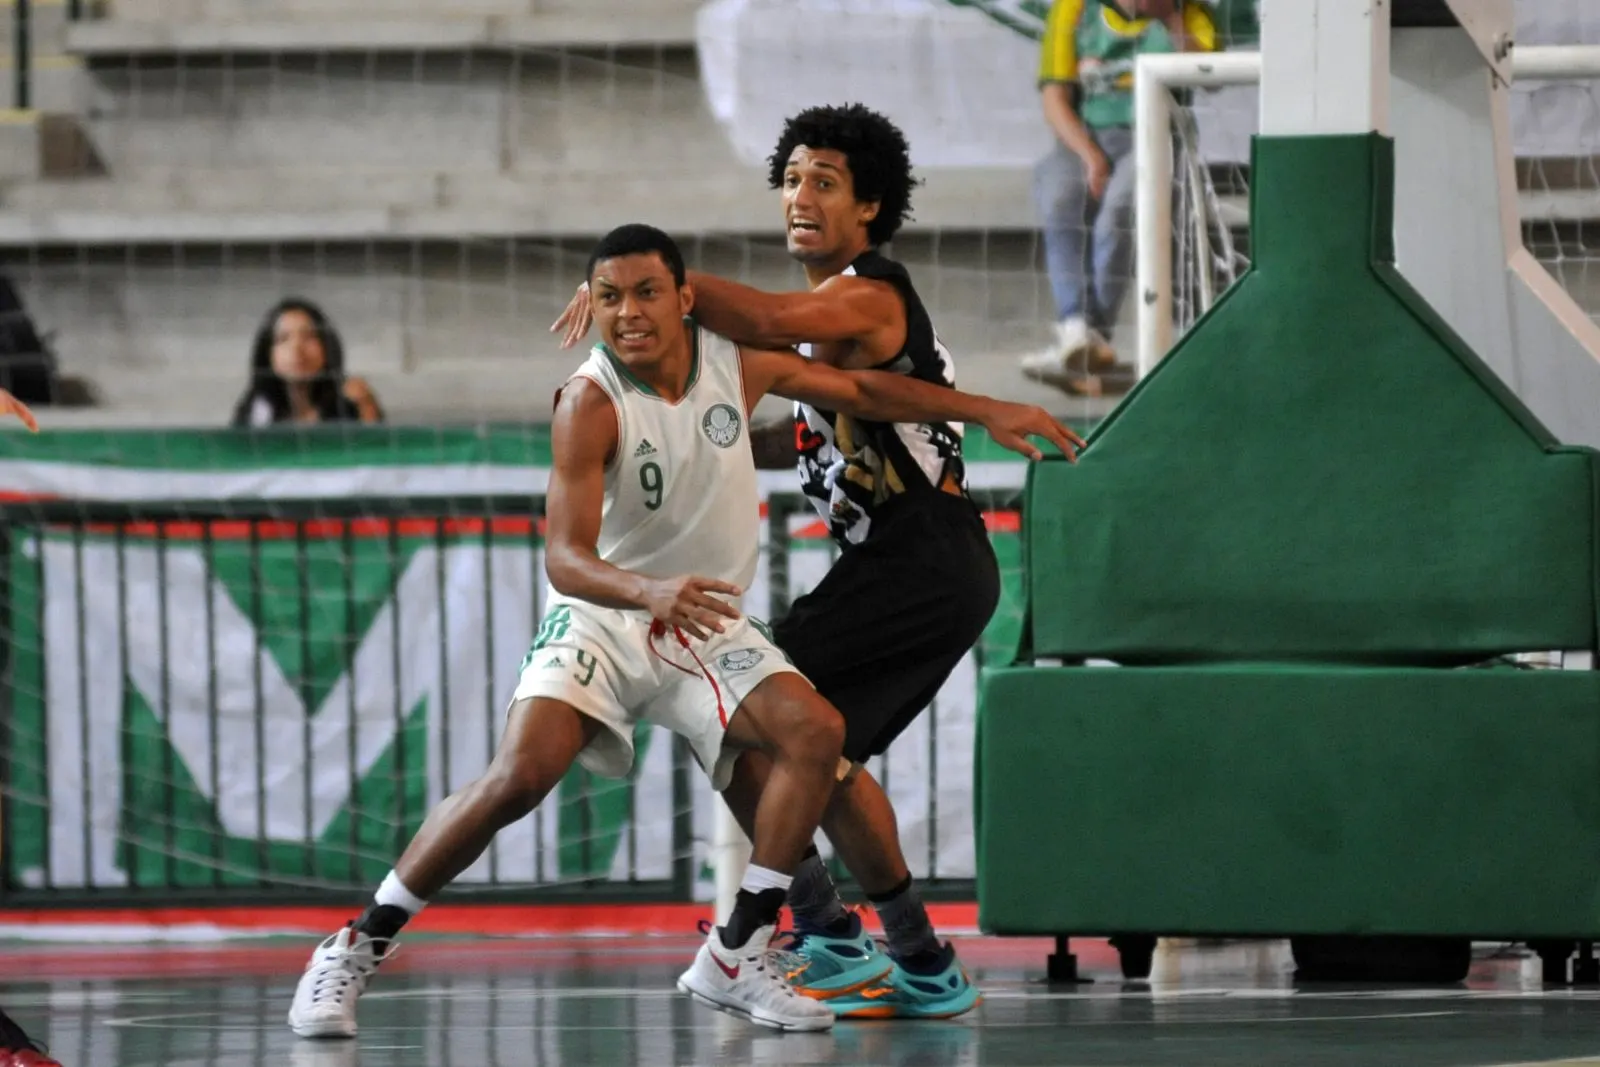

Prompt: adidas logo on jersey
xmin=634 ymin=439 xmax=658 ymax=457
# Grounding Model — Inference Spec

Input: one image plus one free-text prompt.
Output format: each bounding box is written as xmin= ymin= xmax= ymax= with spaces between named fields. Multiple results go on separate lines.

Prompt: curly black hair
xmin=766 ymin=103 xmax=918 ymax=247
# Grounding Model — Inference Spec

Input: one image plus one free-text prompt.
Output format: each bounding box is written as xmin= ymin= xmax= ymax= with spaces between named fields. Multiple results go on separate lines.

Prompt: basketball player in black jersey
xmin=555 ymin=103 xmax=1084 ymax=1019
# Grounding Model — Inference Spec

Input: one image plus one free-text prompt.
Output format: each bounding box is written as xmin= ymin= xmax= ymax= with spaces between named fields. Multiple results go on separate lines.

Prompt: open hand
xmin=979 ymin=401 xmax=1084 ymax=462
xmin=549 ymin=282 xmax=594 ymax=350
xmin=0 ymin=389 xmax=39 ymax=432
xmin=645 ymin=575 xmax=743 ymax=640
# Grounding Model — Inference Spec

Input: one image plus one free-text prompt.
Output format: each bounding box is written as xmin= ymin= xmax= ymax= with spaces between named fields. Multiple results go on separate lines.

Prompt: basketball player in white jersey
xmin=288 ymin=224 xmax=1075 ymax=1039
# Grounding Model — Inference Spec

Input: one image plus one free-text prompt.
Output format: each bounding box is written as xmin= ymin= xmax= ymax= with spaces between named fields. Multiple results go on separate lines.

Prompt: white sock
xmin=740 ymin=864 xmax=793 ymax=894
xmin=374 ymin=870 xmax=429 ymax=916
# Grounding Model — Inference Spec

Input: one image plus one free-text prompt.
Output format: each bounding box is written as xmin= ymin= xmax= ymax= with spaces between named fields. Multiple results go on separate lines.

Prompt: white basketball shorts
xmin=510 ymin=600 xmax=806 ymax=790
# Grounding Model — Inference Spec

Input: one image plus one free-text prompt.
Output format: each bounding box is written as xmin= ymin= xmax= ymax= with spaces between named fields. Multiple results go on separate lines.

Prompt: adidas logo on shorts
xmin=635 ymin=439 xmax=658 ymax=457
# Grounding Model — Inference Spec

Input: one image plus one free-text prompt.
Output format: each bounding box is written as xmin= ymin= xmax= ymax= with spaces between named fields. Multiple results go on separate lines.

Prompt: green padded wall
xmin=1026 ymin=134 xmax=1599 ymax=664
xmin=976 ymin=665 xmax=1600 ymax=938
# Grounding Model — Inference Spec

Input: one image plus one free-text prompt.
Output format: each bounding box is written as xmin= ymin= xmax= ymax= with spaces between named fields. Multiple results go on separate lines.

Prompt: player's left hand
xmin=978 ymin=401 xmax=1083 ymax=462
xmin=550 ymin=282 xmax=594 ymax=349
xmin=0 ymin=389 xmax=40 ymax=432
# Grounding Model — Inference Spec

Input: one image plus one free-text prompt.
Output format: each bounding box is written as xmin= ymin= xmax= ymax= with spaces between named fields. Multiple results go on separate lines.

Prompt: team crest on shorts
xmin=718 ymin=649 xmax=764 ymax=672
xmin=702 ymin=403 xmax=742 ymax=448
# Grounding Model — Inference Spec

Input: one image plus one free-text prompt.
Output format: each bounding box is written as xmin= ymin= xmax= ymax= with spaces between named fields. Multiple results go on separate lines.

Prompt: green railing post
xmin=13 ymin=0 xmax=31 ymax=111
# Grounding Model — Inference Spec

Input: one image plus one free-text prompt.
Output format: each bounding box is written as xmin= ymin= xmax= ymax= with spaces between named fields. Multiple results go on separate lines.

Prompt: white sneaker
xmin=1020 ymin=316 xmax=1115 ymax=377
xmin=287 ymin=926 xmax=393 ymax=1039
xmin=677 ymin=924 xmax=835 ymax=1032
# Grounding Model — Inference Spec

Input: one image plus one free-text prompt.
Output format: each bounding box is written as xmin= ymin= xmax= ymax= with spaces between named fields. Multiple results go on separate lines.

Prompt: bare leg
xmin=342 ymin=695 xmax=604 ymax=944
xmin=394 ymin=697 xmax=602 ymax=896
xmin=711 ymin=673 xmax=844 ymax=947
xmin=724 ymin=750 xmax=945 ymax=969
xmin=723 ymin=751 xmax=908 ymax=895
xmin=722 ymin=674 xmax=845 ymax=877
xmin=672 ymin=675 xmax=844 ymax=1033
xmin=290 ymin=696 xmax=607 ymax=1040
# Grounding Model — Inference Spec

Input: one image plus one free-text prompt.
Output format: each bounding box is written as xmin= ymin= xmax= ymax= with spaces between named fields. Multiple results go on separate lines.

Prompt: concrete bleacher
xmin=0 ymin=0 xmax=1083 ymax=428
xmin=3 ymin=2 xmax=1594 ymax=429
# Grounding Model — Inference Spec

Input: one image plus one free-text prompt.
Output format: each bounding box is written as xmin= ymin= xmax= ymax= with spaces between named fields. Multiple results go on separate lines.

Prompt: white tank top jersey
xmin=550 ymin=322 xmax=759 ymax=605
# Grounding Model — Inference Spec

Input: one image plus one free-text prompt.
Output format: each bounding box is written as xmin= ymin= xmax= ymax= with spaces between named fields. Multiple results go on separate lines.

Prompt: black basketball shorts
xmin=771 ymin=490 xmax=1002 ymax=764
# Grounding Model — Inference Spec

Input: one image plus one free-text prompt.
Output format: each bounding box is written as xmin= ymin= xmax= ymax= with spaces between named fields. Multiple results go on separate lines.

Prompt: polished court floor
xmin=5 ymin=935 xmax=1600 ymax=1066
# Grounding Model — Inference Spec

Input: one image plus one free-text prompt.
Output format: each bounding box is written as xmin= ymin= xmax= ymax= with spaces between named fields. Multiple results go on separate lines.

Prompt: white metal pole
xmin=1134 ymin=45 xmax=1592 ymax=90
xmin=1134 ymin=61 xmax=1175 ymax=379
xmin=1134 ymin=51 xmax=1261 ymax=377
xmin=1511 ymin=45 xmax=1600 ymax=79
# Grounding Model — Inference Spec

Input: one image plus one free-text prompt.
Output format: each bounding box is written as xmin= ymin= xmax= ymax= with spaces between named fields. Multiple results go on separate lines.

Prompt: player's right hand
xmin=549 ymin=282 xmax=594 ymax=350
xmin=645 ymin=575 xmax=743 ymax=640
xmin=1081 ymin=147 xmax=1112 ymax=200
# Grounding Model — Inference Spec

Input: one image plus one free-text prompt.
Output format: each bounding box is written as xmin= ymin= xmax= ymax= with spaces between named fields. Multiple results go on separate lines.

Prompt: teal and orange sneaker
xmin=775 ymin=913 xmax=895 ymax=1001
xmin=824 ymin=943 xmax=982 ymax=1020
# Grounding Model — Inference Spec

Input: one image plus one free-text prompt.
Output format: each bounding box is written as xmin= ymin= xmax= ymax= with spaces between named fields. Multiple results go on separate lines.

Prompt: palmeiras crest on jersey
xmin=718 ymin=649 xmax=765 ymax=672
xmin=702 ymin=403 xmax=742 ymax=448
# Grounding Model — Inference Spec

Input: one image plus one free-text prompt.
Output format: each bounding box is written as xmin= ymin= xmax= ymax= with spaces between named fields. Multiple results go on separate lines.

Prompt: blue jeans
xmin=1033 ymin=125 xmax=1137 ymax=336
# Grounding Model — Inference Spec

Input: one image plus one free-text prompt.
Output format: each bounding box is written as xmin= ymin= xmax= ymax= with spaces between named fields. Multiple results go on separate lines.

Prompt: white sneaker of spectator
xmin=1020 ymin=315 xmax=1115 ymax=378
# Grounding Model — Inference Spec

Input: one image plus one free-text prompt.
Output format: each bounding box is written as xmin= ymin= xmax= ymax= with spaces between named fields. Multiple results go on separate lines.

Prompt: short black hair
xmin=766 ymin=103 xmax=917 ymax=247
xmin=586 ymin=223 xmax=686 ymax=287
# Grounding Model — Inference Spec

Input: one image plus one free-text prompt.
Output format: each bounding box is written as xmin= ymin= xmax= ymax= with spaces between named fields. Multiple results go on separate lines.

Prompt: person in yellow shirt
xmin=1020 ymin=0 xmax=1216 ymax=395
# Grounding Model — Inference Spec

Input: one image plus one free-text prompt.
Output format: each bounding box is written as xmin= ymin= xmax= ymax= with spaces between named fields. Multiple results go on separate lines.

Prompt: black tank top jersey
xmin=792 ymin=250 xmax=970 ymax=547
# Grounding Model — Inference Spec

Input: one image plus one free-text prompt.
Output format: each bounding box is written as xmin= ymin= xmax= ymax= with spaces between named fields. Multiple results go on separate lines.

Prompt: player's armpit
xmin=688 ymin=271 xmax=900 ymax=352
xmin=543 ymin=380 xmax=652 ymax=611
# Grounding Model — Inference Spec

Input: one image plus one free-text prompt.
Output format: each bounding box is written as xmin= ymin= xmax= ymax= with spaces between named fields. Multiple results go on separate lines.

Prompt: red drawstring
xmin=649 ymin=620 xmax=728 ymax=727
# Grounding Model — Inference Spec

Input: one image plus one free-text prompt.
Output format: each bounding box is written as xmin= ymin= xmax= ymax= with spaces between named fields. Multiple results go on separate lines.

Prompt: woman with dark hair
xmin=230 ymin=298 xmax=384 ymax=428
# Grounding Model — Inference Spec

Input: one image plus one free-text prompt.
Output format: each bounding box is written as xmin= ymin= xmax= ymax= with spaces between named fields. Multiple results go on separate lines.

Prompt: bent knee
xmin=785 ymin=697 xmax=846 ymax=766
xmin=743 ymin=679 xmax=846 ymax=765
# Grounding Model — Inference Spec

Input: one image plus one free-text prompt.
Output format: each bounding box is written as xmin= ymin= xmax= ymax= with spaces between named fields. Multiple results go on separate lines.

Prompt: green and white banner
xmin=0 ymin=427 xmax=1026 ymax=898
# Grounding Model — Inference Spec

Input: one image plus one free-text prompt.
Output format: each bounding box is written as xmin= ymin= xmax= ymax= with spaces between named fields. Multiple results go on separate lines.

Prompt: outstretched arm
xmin=548 ymin=271 xmax=904 ymax=360
xmin=685 ymin=271 xmax=903 ymax=355
xmin=739 ymin=347 xmax=1083 ymax=462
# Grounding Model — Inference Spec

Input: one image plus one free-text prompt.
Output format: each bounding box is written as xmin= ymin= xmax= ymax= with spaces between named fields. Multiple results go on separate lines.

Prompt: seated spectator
xmin=231 ymin=298 xmax=384 ymax=427
xmin=1020 ymin=0 xmax=1216 ymax=396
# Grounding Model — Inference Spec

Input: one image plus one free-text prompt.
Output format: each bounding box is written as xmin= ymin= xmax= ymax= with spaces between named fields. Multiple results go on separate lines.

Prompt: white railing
xmin=1134 ymin=44 xmax=1600 ymax=377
